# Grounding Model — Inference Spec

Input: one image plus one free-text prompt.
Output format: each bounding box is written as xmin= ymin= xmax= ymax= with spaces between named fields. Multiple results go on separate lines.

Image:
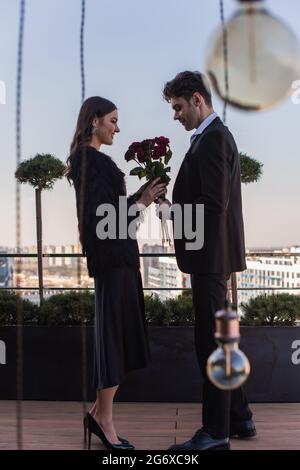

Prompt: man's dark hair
xmin=163 ymin=71 xmax=212 ymax=106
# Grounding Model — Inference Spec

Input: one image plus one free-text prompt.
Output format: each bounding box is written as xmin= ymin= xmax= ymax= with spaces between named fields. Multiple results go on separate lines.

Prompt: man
xmin=158 ymin=71 xmax=255 ymax=450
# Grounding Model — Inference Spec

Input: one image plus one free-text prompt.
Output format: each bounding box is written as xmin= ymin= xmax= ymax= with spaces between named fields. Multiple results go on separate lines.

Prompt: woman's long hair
xmin=65 ymin=96 xmax=117 ymax=183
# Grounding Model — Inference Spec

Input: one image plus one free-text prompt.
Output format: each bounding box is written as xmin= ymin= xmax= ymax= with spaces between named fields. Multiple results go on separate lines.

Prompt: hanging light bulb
xmin=207 ymin=302 xmax=250 ymax=390
xmin=206 ymin=0 xmax=300 ymax=111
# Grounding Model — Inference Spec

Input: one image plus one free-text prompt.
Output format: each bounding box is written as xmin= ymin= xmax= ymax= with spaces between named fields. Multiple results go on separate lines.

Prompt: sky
xmin=1 ymin=0 xmax=300 ymax=249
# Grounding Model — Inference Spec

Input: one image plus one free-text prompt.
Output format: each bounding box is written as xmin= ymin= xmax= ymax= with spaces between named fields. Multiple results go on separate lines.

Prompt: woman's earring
xmin=91 ymin=126 xmax=98 ymax=135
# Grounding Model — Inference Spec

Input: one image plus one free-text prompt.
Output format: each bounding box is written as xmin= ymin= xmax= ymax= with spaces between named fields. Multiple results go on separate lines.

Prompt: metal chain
xmin=16 ymin=0 xmax=25 ymax=451
xmin=80 ymin=0 xmax=86 ymax=103
xmin=219 ymin=0 xmax=229 ymax=124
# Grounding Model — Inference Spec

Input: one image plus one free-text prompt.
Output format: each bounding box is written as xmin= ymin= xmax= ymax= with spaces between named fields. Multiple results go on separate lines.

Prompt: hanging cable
xmin=220 ymin=0 xmax=238 ymax=308
xmin=80 ymin=0 xmax=86 ymax=103
xmin=78 ymin=0 xmax=88 ymax=447
xmin=16 ymin=0 xmax=26 ymax=451
xmin=219 ymin=0 xmax=229 ymax=124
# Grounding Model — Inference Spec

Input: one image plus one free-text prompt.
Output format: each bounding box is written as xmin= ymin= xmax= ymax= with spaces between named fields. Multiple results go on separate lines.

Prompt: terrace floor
xmin=0 ymin=401 xmax=299 ymax=450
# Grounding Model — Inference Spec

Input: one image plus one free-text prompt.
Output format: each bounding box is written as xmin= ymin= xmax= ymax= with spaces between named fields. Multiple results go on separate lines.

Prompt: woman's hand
xmin=133 ymin=181 xmax=150 ymax=199
xmin=137 ymin=178 xmax=167 ymax=208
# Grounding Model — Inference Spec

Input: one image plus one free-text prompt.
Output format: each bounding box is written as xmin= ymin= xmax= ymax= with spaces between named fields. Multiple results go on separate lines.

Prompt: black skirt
xmin=93 ymin=266 xmax=150 ymax=389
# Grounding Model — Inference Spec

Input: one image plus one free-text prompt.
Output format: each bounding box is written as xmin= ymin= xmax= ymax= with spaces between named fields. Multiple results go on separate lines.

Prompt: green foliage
xmin=130 ymin=161 xmax=171 ymax=184
xmin=144 ymin=294 xmax=170 ymax=326
xmin=164 ymin=292 xmax=194 ymax=326
xmin=1 ymin=290 xmax=299 ymax=327
xmin=0 ymin=290 xmax=39 ymax=325
xmin=240 ymin=293 xmax=300 ymax=326
xmin=130 ymin=167 xmax=146 ymax=179
xmin=144 ymin=291 xmax=194 ymax=326
xmin=39 ymin=291 xmax=95 ymax=326
xmin=15 ymin=153 xmax=66 ymax=190
xmin=239 ymin=152 xmax=263 ymax=184
xmin=147 ymin=160 xmax=171 ymax=184
xmin=164 ymin=149 xmax=172 ymax=166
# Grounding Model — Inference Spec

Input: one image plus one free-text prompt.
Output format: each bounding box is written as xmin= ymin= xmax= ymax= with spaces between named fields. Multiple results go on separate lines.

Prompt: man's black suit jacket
xmin=172 ymin=117 xmax=246 ymax=275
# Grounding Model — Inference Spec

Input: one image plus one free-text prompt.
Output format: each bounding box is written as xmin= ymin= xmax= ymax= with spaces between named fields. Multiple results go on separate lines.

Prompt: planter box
xmin=0 ymin=326 xmax=299 ymax=402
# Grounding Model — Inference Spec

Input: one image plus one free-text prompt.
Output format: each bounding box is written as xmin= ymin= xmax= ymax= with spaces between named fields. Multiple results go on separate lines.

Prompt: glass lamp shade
xmin=206 ymin=0 xmax=300 ymax=111
xmin=206 ymin=343 xmax=250 ymax=390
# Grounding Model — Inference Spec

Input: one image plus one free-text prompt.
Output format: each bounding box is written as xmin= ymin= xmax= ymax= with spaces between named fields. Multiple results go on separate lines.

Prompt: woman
xmin=66 ymin=96 xmax=166 ymax=450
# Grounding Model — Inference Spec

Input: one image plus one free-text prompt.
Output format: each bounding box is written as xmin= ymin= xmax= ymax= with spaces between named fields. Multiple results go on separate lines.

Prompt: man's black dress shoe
xmin=230 ymin=420 xmax=256 ymax=438
xmin=169 ymin=428 xmax=230 ymax=451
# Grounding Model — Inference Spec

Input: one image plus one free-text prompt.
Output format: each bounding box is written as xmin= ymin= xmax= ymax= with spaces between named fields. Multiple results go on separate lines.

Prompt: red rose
xmin=130 ymin=142 xmax=141 ymax=150
xmin=141 ymin=139 xmax=154 ymax=150
xmin=136 ymin=147 xmax=147 ymax=163
xmin=155 ymin=136 xmax=169 ymax=146
xmin=152 ymin=145 xmax=167 ymax=160
xmin=125 ymin=149 xmax=135 ymax=161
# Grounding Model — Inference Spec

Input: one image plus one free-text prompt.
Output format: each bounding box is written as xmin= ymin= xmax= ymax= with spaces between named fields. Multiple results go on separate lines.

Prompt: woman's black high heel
xmin=83 ymin=414 xmax=131 ymax=446
xmin=83 ymin=413 xmax=134 ymax=450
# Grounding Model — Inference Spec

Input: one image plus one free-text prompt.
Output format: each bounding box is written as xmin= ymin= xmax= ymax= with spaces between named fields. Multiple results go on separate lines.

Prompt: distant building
xmin=0 ymin=252 xmax=13 ymax=287
xmin=147 ymin=255 xmax=188 ymax=300
xmin=43 ymin=244 xmax=79 ymax=267
xmin=44 ymin=245 xmax=56 ymax=267
xmin=240 ymin=248 xmax=300 ymax=304
xmin=140 ymin=243 xmax=168 ymax=287
xmin=64 ymin=244 xmax=77 ymax=266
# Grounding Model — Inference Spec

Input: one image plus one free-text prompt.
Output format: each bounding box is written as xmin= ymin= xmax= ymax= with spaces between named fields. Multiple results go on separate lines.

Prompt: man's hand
xmin=155 ymin=198 xmax=172 ymax=220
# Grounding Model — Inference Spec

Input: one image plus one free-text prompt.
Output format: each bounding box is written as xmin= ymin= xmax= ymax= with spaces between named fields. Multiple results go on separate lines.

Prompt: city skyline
xmin=1 ymin=241 xmax=300 ymax=252
xmin=1 ymin=243 xmax=300 ymax=307
xmin=1 ymin=0 xmax=300 ymax=248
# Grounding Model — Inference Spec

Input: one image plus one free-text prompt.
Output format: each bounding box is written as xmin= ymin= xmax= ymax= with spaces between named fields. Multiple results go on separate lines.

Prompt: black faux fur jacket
xmin=70 ymin=146 xmax=141 ymax=278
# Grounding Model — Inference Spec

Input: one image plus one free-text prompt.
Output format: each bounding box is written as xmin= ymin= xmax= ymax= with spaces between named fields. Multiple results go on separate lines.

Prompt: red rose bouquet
xmin=125 ymin=136 xmax=172 ymax=183
xmin=125 ymin=136 xmax=172 ymax=245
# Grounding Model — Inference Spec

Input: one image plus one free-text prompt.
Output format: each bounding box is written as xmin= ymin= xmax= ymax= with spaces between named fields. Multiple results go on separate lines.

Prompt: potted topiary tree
xmin=239 ymin=152 xmax=263 ymax=185
xmin=15 ymin=154 xmax=65 ymax=303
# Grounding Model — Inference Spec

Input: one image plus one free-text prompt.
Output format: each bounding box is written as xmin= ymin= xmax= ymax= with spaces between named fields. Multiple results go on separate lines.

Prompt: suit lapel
xmin=187 ymin=116 xmax=222 ymax=152
xmin=173 ymin=117 xmax=222 ymax=201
